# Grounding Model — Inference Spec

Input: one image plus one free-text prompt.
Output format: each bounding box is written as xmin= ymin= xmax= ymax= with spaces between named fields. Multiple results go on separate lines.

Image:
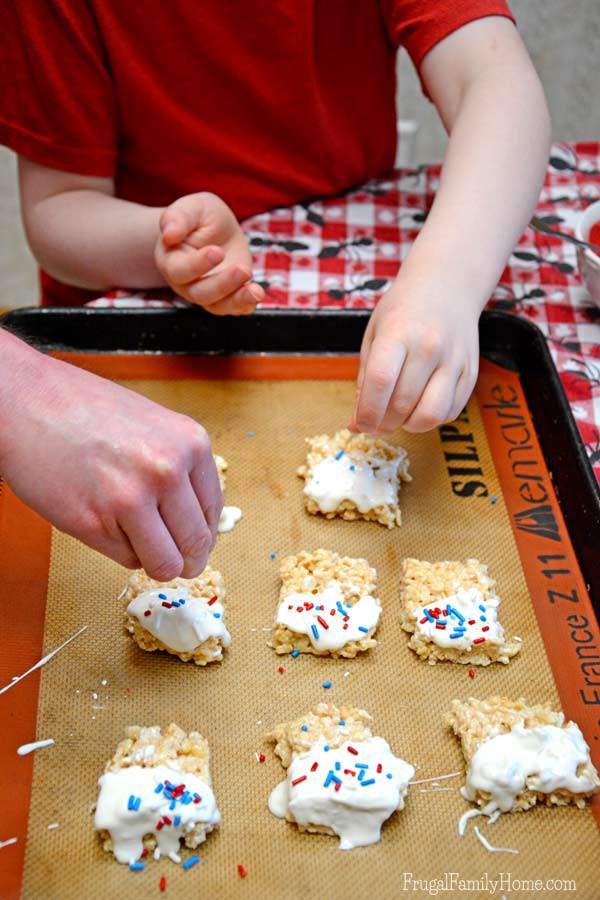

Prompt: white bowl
xmin=575 ymin=199 xmax=600 ymax=307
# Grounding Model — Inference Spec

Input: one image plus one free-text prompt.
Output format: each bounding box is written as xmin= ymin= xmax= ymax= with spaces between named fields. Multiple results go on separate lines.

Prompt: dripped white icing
xmin=415 ymin=587 xmax=503 ymax=651
xmin=304 ymin=452 xmax=402 ymax=513
xmin=218 ymin=506 xmax=242 ymax=533
xmin=462 ymin=722 xmax=597 ymax=815
xmin=17 ymin=739 xmax=55 ymax=756
xmin=127 ymin=588 xmax=230 ymax=653
xmin=275 ymin=580 xmax=380 ymax=651
xmin=94 ymin=764 xmax=220 ymax=864
xmin=268 ymin=737 xmax=414 ymax=850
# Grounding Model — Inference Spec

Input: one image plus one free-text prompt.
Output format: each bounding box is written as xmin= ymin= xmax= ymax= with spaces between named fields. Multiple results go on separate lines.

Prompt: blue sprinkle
xmin=361 ymin=778 xmax=376 ymax=787
xmin=291 ymin=649 xmax=300 ymax=658
xmin=324 ymin=746 xmax=330 ymax=752
xmin=154 ymin=783 xmax=164 ymax=794
xmin=129 ymin=862 xmax=144 ymax=871
xmin=127 ymin=795 xmax=135 ymax=811
xmin=213 ymin=612 xmax=221 ymax=619
xmin=322 ymin=681 xmax=332 ymax=689
xmin=270 ymin=552 xmax=277 ymax=559
xmin=179 ymin=598 xmax=186 ymax=605
xmin=491 ymin=497 xmax=497 ymax=504
xmin=436 ymin=619 xmax=447 ymax=625
xmin=335 ymin=761 xmax=341 ymax=771
xmin=358 ymin=770 xmax=366 ymax=782
xmin=171 ymin=601 xmax=180 ymax=608
xmin=301 ymin=725 xmax=308 ymax=732
xmin=424 ymin=609 xmax=435 ymax=622
xmin=170 ymin=800 xmax=176 ymax=810
xmin=386 ymin=773 xmax=393 ymax=779
xmin=134 ymin=797 xmax=141 ymax=811
xmin=183 ymin=855 xmax=200 ymax=870
xmin=349 ymin=464 xmax=356 ymax=472
xmin=358 ymin=626 xmax=369 ymax=634
xmin=355 ymin=763 xmax=369 ymax=769
xmin=174 ymin=816 xmax=181 ymax=826
xmin=324 ymin=771 xmax=334 ymax=788
xmin=335 ymin=450 xmax=345 ymax=460
xmin=158 ymin=593 xmax=167 ymax=600
xmin=339 ymin=720 xmax=346 ymax=726
xmin=479 ymin=605 xmax=486 ymax=613
xmin=480 ymin=616 xmax=487 ymax=622
xmin=247 ymin=431 xmax=255 ymax=437
xmin=311 ymin=624 xmax=319 ymax=640
xmin=331 ymin=775 xmax=342 ymax=785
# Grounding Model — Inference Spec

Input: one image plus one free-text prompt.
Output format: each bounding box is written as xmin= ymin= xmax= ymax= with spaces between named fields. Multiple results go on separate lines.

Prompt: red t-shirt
xmin=1 ymin=0 xmax=513 ymax=306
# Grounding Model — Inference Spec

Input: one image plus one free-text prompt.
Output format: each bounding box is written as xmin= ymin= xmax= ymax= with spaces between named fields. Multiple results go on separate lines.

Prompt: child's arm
xmin=0 ymin=327 xmax=222 ymax=579
xmin=351 ymin=16 xmax=551 ymax=434
xmin=18 ymin=159 xmax=263 ymax=315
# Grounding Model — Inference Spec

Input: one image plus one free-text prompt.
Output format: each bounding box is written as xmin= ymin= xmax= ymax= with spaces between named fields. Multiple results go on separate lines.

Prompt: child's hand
xmin=1 ymin=347 xmax=223 ymax=580
xmin=154 ymin=192 xmax=265 ymax=315
xmin=349 ymin=279 xmax=480 ymax=434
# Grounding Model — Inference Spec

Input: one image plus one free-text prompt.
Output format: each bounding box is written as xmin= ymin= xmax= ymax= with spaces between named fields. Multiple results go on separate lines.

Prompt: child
xmin=0 ymin=1 xmax=550 ymax=578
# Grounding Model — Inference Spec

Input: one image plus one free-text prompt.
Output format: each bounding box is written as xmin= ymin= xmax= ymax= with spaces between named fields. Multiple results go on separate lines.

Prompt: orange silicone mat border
xmin=1 ymin=352 xmax=598 ymax=900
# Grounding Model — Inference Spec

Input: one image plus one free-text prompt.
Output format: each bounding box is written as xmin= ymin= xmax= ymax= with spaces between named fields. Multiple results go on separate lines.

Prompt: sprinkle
xmin=270 ymin=552 xmax=277 ymax=559
xmin=174 ymin=816 xmax=181 ymax=826
xmin=142 ymin=848 xmax=149 ymax=858
xmin=350 ymin=464 xmax=356 ymax=471
xmin=278 ymin=665 xmax=285 ymax=674
xmin=162 ymin=816 xmax=172 ymax=826
xmin=311 ymin=762 xmax=318 ymax=772
xmin=480 ymin=616 xmax=487 ymax=622
xmin=171 ymin=601 xmax=180 ymax=608
xmin=419 ymin=617 xmax=428 ymax=624
xmin=317 ymin=616 xmax=329 ymax=630
xmin=361 ymin=778 xmax=376 ymax=787
xmin=154 ymin=783 xmax=164 ymax=794
xmin=130 ymin=862 xmax=145 ymax=871
xmin=335 ymin=450 xmax=345 ymax=460
xmin=291 ymin=775 xmax=307 ymax=787
xmin=182 ymin=855 xmax=200 ymax=870
xmin=159 ymin=876 xmax=167 ymax=892
xmin=482 ymin=626 xmax=489 ymax=632
xmin=376 ymin=764 xmax=382 ymax=773
xmin=101 ymin=679 xmax=108 ymax=686
xmin=343 ymin=624 xmax=348 ymax=630
xmin=144 ymin=610 xmax=152 ymax=617
xmin=358 ymin=626 xmax=369 ymax=634
xmin=208 ymin=596 xmax=218 ymax=606
xmin=247 ymin=431 xmax=254 ymax=437
xmin=158 ymin=593 xmax=167 ymax=600
xmin=335 ymin=761 xmax=341 ymax=771
xmin=386 ymin=773 xmax=393 ymax=779
xmin=490 ymin=497 xmax=497 ymax=504
xmin=258 ymin=753 xmax=266 ymax=763
xmin=468 ymin=669 xmax=475 ymax=679
xmin=47 ymin=823 xmax=59 ymax=830
xmin=435 ymin=623 xmax=446 ymax=630
xmin=0 ymin=837 xmax=18 ymax=849
xmin=291 ymin=649 xmax=299 ymax=658
xmin=324 ymin=746 xmax=330 ymax=752
xmin=473 ymin=637 xmax=486 ymax=644
xmin=238 ymin=864 xmax=248 ymax=878
xmin=301 ymin=725 xmax=308 ymax=732
xmin=468 ymin=619 xmax=476 ymax=625
xmin=343 ymin=769 xmax=355 ymax=776
xmin=311 ymin=624 xmax=319 ymax=640
xmin=161 ymin=602 xmax=172 ymax=609
xmin=339 ymin=720 xmax=345 ymax=726
xmin=347 ymin=746 xmax=358 ymax=755
xmin=322 ymin=681 xmax=332 ymax=689
xmin=424 ymin=609 xmax=435 ymax=622
xmin=334 ymin=781 xmax=342 ymax=792
xmin=478 ymin=605 xmax=486 ymax=612
xmin=213 ymin=612 xmax=221 ymax=619
xmin=355 ymin=763 xmax=368 ymax=769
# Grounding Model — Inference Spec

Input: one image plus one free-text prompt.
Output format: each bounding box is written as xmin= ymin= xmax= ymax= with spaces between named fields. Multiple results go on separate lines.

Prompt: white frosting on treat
xmin=127 ymin=588 xmax=230 ymax=653
xmin=275 ymin=580 xmax=380 ymax=651
xmin=304 ymin=452 xmax=402 ymax=514
xmin=94 ymin=764 xmax=220 ymax=864
xmin=415 ymin=587 xmax=503 ymax=651
xmin=268 ymin=737 xmax=414 ymax=849
xmin=462 ymin=722 xmax=597 ymax=815
xmin=218 ymin=506 xmax=242 ymax=533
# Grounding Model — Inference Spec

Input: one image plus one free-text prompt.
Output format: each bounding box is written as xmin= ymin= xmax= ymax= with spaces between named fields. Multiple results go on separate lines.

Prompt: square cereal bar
xmin=447 ymin=697 xmax=600 ymax=818
xmin=297 ymin=429 xmax=410 ymax=528
xmin=94 ymin=723 xmax=221 ymax=864
xmin=399 ymin=558 xmax=521 ymax=666
xmin=266 ymin=704 xmax=414 ymax=849
xmin=124 ymin=569 xmax=230 ymax=665
xmin=270 ymin=549 xmax=381 ymax=658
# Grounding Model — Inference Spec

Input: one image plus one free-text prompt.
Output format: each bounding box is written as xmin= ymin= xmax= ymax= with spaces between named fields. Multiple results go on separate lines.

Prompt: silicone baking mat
xmin=1 ymin=355 xmax=599 ymax=900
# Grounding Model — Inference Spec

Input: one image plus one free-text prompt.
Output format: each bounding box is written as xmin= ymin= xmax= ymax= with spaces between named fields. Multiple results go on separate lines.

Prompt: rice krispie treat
xmin=266 ymin=704 xmax=414 ymax=849
xmin=297 ymin=429 xmax=411 ymax=528
xmin=94 ymin=723 xmax=221 ymax=866
xmin=447 ymin=697 xmax=600 ymax=829
xmin=124 ymin=569 xmax=231 ymax=665
xmin=399 ymin=558 xmax=521 ymax=666
xmin=214 ymin=454 xmax=242 ymax=533
xmin=270 ymin=549 xmax=381 ymax=658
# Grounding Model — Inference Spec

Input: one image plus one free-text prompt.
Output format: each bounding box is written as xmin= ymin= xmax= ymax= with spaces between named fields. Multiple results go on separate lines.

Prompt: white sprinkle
xmin=75 ymin=690 xmax=80 ymax=695
xmin=91 ymin=716 xmax=96 ymax=721
xmin=169 ymin=851 xmax=181 ymax=864
xmin=256 ymin=720 xmax=262 ymax=726
xmin=116 ymin=586 xmax=128 ymax=602
xmin=254 ymin=752 xmax=260 ymax=763
xmin=410 ymin=771 xmax=461 ymax=786
xmin=514 ymin=636 xmax=523 ymax=642
xmin=92 ymin=706 xmax=106 ymax=710
xmin=17 ymin=739 xmax=55 ymax=756
xmin=343 ymin=671 xmax=350 ymax=678
xmin=47 ymin=823 xmax=59 ymax=830
xmin=91 ymin=692 xmax=98 ymax=700
xmin=0 ymin=626 xmax=88 ymax=696
xmin=0 ymin=837 xmax=17 ymax=849
xmin=100 ymin=679 xmax=108 ymax=686
xmin=474 ymin=825 xmax=519 ymax=854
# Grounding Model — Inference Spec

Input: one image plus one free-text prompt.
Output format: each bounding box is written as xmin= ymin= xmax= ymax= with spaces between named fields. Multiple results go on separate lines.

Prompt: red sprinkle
xmin=310 ymin=762 xmax=318 ymax=772
xmin=237 ymin=864 xmax=248 ymax=879
xmin=141 ymin=848 xmax=149 ymax=858
xmin=208 ymin=596 xmax=218 ymax=606
xmin=296 ymin=606 xmax=303 ymax=613
xmin=482 ymin=626 xmax=490 ymax=632
xmin=258 ymin=753 xmax=266 ymax=763
xmin=144 ymin=610 xmax=152 ymax=617
xmin=343 ymin=624 xmax=348 ymax=630
xmin=330 ymin=609 xmax=336 ymax=616
xmin=162 ymin=816 xmax=172 ymax=825
xmin=156 ymin=821 xmax=164 ymax=831
xmin=317 ymin=615 xmax=329 ymax=630
xmin=193 ymin=796 xmax=201 ymax=804
xmin=473 ymin=637 xmax=485 ymax=645
xmin=442 ymin=608 xmax=448 ymax=615
xmin=159 ymin=875 xmax=167 ymax=892
xmin=278 ymin=665 xmax=285 ymax=674
xmin=291 ymin=775 xmax=307 ymax=787
xmin=347 ymin=746 xmax=358 ymax=755
xmin=343 ymin=615 xmax=349 ymax=622
xmin=376 ymin=764 xmax=382 ymax=773
xmin=161 ymin=601 xmax=172 ymax=609
xmin=288 ymin=605 xmax=293 ymax=610
xmin=435 ymin=623 xmax=446 ymax=630
xmin=334 ymin=781 xmax=341 ymax=792
xmin=419 ymin=617 xmax=428 ymax=624
xmin=468 ymin=669 xmax=475 ymax=679
xmin=343 ymin=769 xmax=356 ymax=776
xmin=306 ymin=603 xmax=314 ymax=610
xmin=468 ymin=619 xmax=476 ymax=625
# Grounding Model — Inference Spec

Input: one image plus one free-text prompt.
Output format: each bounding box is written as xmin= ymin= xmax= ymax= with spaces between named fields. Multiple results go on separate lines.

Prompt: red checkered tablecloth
xmin=92 ymin=142 xmax=600 ymax=485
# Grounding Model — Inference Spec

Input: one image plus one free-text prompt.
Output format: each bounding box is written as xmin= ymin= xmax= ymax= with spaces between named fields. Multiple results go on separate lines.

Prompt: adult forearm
xmin=23 ymin=188 xmax=166 ymax=291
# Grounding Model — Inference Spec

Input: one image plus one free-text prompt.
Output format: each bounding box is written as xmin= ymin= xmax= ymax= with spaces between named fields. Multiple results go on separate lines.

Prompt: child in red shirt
xmin=0 ymin=1 xmax=550 ymax=578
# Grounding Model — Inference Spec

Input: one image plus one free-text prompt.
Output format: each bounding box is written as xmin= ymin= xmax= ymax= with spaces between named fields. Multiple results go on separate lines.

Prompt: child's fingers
xmin=165 ymin=244 xmax=224 ymax=286
xmin=352 ymin=337 xmax=406 ymax=433
xmin=379 ymin=347 xmax=441 ymax=432
xmin=120 ymin=505 xmax=184 ymax=582
xmin=160 ymin=206 xmax=192 ymax=247
xmin=185 ymin=264 xmax=252 ymax=308
xmin=159 ymin=478 xmax=213 ymax=579
xmin=348 ymin=321 xmax=374 ymax=433
xmin=402 ymin=366 xmax=460 ymax=433
xmin=204 ymin=284 xmax=261 ymax=317
xmin=446 ymin=366 xmax=477 ymax=423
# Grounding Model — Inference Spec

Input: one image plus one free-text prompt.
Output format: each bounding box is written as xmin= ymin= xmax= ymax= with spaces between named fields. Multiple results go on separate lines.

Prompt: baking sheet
xmin=18 ymin=376 xmax=600 ymax=899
